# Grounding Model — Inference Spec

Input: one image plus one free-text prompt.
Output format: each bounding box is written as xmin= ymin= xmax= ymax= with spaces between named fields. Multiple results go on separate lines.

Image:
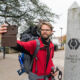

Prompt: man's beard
xmin=41 ymin=35 xmax=50 ymax=40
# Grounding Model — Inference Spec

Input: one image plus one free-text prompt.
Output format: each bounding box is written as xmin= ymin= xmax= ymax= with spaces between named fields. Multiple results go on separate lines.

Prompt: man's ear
xmin=52 ymin=31 xmax=55 ymax=35
xmin=51 ymin=31 xmax=54 ymax=35
xmin=51 ymin=30 xmax=55 ymax=36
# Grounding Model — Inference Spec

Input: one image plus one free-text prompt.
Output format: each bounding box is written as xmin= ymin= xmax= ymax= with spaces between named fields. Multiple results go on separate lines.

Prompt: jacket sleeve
xmin=11 ymin=43 xmax=30 ymax=54
xmin=17 ymin=40 xmax=36 ymax=55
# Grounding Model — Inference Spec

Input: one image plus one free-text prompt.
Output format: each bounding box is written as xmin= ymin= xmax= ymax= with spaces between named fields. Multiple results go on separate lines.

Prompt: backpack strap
xmin=33 ymin=39 xmax=40 ymax=58
xmin=30 ymin=39 xmax=40 ymax=72
xmin=29 ymin=72 xmax=50 ymax=80
xmin=33 ymin=39 xmax=40 ymax=73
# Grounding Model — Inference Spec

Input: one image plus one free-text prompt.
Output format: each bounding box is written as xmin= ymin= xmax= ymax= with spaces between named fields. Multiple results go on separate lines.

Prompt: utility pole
xmin=2 ymin=1 xmax=7 ymax=59
xmin=60 ymin=27 xmax=63 ymax=47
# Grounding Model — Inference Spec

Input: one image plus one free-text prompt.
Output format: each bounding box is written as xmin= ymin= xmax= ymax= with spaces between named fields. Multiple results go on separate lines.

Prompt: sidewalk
xmin=0 ymin=50 xmax=65 ymax=80
xmin=53 ymin=50 xmax=65 ymax=80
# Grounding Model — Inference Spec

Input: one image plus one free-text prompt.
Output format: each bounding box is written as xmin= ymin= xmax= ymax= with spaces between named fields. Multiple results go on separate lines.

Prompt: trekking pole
xmin=3 ymin=47 xmax=5 ymax=59
xmin=56 ymin=67 xmax=62 ymax=80
xmin=51 ymin=67 xmax=62 ymax=80
xmin=58 ymin=70 xmax=62 ymax=80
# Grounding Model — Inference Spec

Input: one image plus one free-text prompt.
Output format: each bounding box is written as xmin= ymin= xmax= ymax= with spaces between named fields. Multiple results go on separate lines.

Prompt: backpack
xmin=20 ymin=26 xmax=40 ymax=42
xmin=17 ymin=26 xmax=40 ymax=75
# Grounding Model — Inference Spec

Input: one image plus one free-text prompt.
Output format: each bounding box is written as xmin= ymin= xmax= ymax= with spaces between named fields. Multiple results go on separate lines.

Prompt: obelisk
xmin=64 ymin=2 xmax=80 ymax=80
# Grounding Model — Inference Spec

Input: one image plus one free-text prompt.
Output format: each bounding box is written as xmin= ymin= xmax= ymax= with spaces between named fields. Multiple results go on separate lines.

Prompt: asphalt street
xmin=0 ymin=50 xmax=65 ymax=80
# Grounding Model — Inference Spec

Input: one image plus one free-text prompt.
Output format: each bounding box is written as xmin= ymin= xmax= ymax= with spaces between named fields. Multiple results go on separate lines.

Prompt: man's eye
xmin=41 ymin=29 xmax=51 ymax=31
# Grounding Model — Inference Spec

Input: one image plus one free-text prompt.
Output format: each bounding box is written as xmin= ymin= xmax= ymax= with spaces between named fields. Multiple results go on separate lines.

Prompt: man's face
xmin=40 ymin=25 xmax=53 ymax=40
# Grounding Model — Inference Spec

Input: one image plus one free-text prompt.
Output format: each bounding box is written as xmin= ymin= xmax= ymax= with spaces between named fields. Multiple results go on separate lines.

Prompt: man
xmin=0 ymin=22 xmax=57 ymax=80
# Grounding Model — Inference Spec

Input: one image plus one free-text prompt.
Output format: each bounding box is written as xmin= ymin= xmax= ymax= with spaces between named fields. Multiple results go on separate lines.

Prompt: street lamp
xmin=60 ymin=27 xmax=63 ymax=47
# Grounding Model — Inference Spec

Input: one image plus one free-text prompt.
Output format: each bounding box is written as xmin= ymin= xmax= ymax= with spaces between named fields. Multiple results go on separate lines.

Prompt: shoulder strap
xmin=33 ymin=39 xmax=40 ymax=58
xmin=33 ymin=39 xmax=40 ymax=73
xmin=30 ymin=39 xmax=40 ymax=72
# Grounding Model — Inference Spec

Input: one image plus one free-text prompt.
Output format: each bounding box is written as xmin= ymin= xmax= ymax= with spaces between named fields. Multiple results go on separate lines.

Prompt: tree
xmin=0 ymin=0 xmax=58 ymax=33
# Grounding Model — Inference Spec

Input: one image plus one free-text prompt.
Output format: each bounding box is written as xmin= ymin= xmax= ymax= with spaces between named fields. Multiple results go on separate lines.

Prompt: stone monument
xmin=64 ymin=2 xmax=80 ymax=80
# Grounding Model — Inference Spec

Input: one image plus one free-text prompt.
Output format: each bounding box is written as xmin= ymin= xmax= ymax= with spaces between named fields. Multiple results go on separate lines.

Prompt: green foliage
xmin=62 ymin=39 xmax=66 ymax=44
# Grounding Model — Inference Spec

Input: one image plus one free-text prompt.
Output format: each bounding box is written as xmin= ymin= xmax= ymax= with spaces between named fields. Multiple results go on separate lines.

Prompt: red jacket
xmin=17 ymin=37 xmax=55 ymax=80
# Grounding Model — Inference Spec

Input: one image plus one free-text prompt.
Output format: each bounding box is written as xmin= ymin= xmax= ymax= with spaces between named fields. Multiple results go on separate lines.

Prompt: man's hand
xmin=0 ymin=24 xmax=8 ymax=34
xmin=51 ymin=67 xmax=58 ymax=77
xmin=51 ymin=71 xmax=58 ymax=77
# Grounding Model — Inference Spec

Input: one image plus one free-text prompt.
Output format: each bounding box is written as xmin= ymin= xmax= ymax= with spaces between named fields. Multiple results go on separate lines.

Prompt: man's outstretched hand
xmin=0 ymin=24 xmax=8 ymax=34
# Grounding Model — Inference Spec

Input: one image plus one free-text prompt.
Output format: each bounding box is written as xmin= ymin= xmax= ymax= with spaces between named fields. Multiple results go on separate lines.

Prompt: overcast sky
xmin=40 ymin=0 xmax=80 ymax=37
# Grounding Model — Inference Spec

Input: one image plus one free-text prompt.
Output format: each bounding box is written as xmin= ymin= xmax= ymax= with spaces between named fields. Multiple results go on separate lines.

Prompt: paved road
xmin=53 ymin=50 xmax=65 ymax=80
xmin=0 ymin=50 xmax=65 ymax=80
